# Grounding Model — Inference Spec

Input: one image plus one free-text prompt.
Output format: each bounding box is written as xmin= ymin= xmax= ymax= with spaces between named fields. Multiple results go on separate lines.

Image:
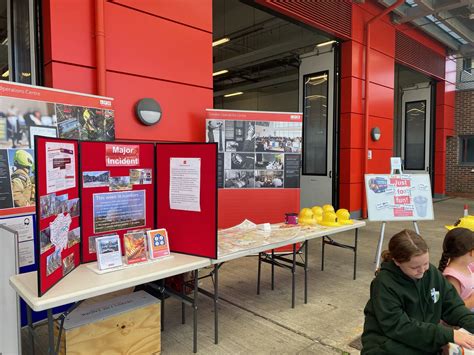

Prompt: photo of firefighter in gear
xmin=10 ymin=149 xmax=35 ymax=207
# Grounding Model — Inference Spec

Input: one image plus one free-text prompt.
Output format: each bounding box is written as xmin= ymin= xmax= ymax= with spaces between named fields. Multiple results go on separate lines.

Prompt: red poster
xmin=105 ymin=144 xmax=140 ymax=167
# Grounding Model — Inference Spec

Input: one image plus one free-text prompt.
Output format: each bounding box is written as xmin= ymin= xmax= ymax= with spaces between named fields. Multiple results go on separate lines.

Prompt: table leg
xmin=160 ymin=279 xmax=165 ymax=331
xmin=182 ymin=278 xmax=186 ymax=324
xmin=353 ymin=229 xmax=359 ymax=280
xmin=304 ymin=241 xmax=308 ymax=304
xmin=321 ymin=236 xmax=326 ymax=271
xmin=193 ymin=269 xmax=198 ymax=353
xmin=271 ymin=249 xmax=275 ymax=290
xmin=292 ymin=243 xmax=296 ymax=308
xmin=26 ymin=304 xmax=35 ymax=355
xmin=257 ymin=252 xmax=261 ymax=295
xmin=47 ymin=309 xmax=55 ymax=355
xmin=214 ymin=264 xmax=219 ymax=344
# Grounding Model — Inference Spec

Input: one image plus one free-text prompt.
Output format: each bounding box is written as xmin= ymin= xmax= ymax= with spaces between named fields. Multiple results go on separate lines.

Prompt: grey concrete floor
xmin=22 ymin=196 xmax=470 ymax=354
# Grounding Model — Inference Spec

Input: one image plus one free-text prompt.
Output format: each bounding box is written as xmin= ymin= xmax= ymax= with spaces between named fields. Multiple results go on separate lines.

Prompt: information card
xmin=169 ymin=157 xmax=201 ymax=212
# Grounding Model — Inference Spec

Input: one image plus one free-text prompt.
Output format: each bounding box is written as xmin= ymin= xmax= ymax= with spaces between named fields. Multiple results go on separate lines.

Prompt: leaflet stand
xmin=372 ymin=159 xmax=422 ymax=270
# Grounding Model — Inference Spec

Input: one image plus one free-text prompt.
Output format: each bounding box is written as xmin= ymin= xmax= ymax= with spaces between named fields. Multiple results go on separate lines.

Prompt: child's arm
xmin=445 ymin=275 xmax=474 ymax=310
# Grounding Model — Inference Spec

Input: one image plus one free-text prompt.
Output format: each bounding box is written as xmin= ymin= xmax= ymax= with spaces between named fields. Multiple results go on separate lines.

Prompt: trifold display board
xmin=35 ymin=137 xmax=81 ymax=296
xmin=156 ymin=143 xmax=217 ymax=259
xmin=35 ymin=137 xmax=217 ymax=296
xmin=80 ymin=142 xmax=155 ymax=263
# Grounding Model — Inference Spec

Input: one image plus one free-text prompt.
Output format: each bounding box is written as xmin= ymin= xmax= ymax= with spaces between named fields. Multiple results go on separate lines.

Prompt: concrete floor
xmin=22 ymin=196 xmax=471 ymax=354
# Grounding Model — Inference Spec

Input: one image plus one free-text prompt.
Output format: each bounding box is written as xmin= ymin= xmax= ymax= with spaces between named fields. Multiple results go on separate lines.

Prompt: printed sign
xmin=105 ymin=144 xmax=140 ymax=166
xmin=365 ymin=174 xmax=434 ymax=221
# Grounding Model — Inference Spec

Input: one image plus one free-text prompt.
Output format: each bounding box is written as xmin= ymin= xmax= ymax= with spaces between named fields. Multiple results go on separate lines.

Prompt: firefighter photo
xmin=11 ymin=149 xmax=35 ymax=207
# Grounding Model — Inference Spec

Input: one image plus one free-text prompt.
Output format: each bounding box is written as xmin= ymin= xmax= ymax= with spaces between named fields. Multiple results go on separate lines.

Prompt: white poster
xmin=18 ymin=240 xmax=34 ymax=267
xmin=170 ymin=157 xmax=201 ymax=212
xmin=0 ymin=215 xmax=35 ymax=267
xmin=365 ymin=174 xmax=434 ymax=221
xmin=50 ymin=213 xmax=72 ymax=250
xmin=46 ymin=141 xmax=76 ymax=194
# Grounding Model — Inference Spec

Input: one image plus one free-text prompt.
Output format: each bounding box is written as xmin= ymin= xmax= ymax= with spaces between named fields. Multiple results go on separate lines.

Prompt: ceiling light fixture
xmin=212 ymin=37 xmax=230 ymax=47
xmin=213 ymin=69 xmax=229 ymax=77
xmin=316 ymin=40 xmax=337 ymax=48
xmin=2 ymin=70 xmax=9 ymax=78
xmin=224 ymin=92 xmax=243 ymax=98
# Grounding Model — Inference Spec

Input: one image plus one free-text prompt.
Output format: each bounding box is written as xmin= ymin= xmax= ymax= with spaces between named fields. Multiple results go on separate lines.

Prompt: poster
xmin=93 ymin=190 xmax=146 ymax=233
xmin=105 ymin=144 xmax=140 ymax=167
xmin=29 ymin=126 xmax=57 ymax=148
xmin=46 ymin=141 xmax=76 ymax=194
xmin=365 ymin=174 xmax=434 ymax=221
xmin=0 ymin=215 xmax=35 ymax=267
xmin=206 ymin=118 xmax=302 ymax=189
xmin=170 ymin=157 xmax=201 ymax=212
xmin=7 ymin=148 xmax=35 ymax=208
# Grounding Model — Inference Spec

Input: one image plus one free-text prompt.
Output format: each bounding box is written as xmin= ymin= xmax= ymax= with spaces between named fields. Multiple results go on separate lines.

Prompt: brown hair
xmin=381 ymin=229 xmax=429 ymax=263
xmin=438 ymin=227 xmax=474 ymax=272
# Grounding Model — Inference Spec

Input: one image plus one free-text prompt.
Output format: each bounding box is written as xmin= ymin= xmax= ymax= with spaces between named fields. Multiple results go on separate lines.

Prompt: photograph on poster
xmin=67 ymin=198 xmax=80 ymax=217
xmin=206 ymin=120 xmax=224 ymax=152
xmin=230 ymin=153 xmax=255 ymax=170
xmin=40 ymin=227 xmax=52 ymax=254
xmin=62 ymin=254 xmax=75 ymax=276
xmin=46 ymin=141 xmax=76 ymax=194
xmin=8 ymin=148 xmax=35 ymax=207
xmin=54 ymin=193 xmax=69 ymax=214
xmin=124 ymin=231 xmax=147 ymax=264
xmin=0 ymin=149 xmax=13 ymax=209
xmin=56 ymin=104 xmax=80 ymax=140
xmin=224 ymin=121 xmax=256 ymax=152
xmin=255 ymin=121 xmax=302 ymax=153
xmin=29 ymin=126 xmax=57 ymax=148
xmin=93 ymin=190 xmax=146 ymax=233
xmin=82 ymin=171 xmax=110 ymax=188
xmin=67 ymin=227 xmax=80 ymax=248
xmin=46 ymin=249 xmax=62 ymax=276
xmin=40 ymin=193 xmax=56 ymax=219
xmin=79 ymin=107 xmax=114 ymax=141
xmin=224 ymin=170 xmax=255 ymax=188
xmin=0 ymin=97 xmax=56 ymax=149
xmin=109 ymin=176 xmax=132 ymax=191
xmin=255 ymin=170 xmax=284 ymax=188
xmin=256 ymin=153 xmax=284 ymax=170
xmin=130 ymin=169 xmax=152 ymax=185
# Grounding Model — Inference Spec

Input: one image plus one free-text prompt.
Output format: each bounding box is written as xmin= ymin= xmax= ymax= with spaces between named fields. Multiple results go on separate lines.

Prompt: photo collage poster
xmin=206 ymin=119 xmax=302 ymax=189
xmin=36 ymin=137 xmax=81 ymax=296
xmin=0 ymin=82 xmax=115 ymax=214
xmin=80 ymin=142 xmax=155 ymax=263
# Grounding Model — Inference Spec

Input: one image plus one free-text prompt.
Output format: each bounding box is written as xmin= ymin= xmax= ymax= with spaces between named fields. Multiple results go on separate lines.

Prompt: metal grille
xmin=255 ymin=0 xmax=352 ymax=40
xmin=395 ymin=31 xmax=445 ymax=79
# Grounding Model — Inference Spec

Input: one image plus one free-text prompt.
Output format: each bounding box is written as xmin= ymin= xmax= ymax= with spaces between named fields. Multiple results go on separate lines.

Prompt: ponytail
xmin=438 ymin=252 xmax=450 ymax=272
xmin=381 ymin=250 xmax=392 ymax=263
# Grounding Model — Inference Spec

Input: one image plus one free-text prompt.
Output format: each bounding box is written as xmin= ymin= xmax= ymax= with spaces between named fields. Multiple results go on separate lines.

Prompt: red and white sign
xmin=105 ymin=144 xmax=140 ymax=166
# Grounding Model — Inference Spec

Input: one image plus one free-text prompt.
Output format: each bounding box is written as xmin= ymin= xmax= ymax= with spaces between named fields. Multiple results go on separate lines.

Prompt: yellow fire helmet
xmin=336 ymin=208 xmax=353 ymax=225
xmin=445 ymin=215 xmax=474 ymax=231
xmin=299 ymin=207 xmax=313 ymax=219
xmin=311 ymin=206 xmax=323 ymax=222
xmin=322 ymin=204 xmax=335 ymax=213
xmin=319 ymin=211 xmax=340 ymax=227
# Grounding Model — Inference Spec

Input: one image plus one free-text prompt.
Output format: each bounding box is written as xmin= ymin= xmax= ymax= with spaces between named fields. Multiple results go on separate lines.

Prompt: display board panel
xmin=156 ymin=143 xmax=217 ymax=259
xmin=365 ymin=174 xmax=434 ymax=221
xmin=80 ymin=141 xmax=155 ymax=262
xmin=35 ymin=137 xmax=81 ymax=296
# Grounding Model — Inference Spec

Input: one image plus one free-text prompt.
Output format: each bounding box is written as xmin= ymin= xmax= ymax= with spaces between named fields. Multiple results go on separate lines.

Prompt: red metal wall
xmin=42 ymin=0 xmax=213 ymax=142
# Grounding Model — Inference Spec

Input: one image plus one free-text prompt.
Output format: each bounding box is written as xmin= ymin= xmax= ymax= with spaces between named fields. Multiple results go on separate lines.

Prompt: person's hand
xmin=454 ymin=330 xmax=474 ymax=349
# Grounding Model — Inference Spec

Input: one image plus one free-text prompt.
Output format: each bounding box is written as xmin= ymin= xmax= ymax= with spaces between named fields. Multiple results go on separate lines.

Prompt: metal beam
xmin=213 ymin=36 xmax=321 ymax=72
xmin=214 ymin=73 xmax=298 ymax=97
xmin=397 ymin=0 xmax=473 ymax=23
xmin=459 ymin=43 xmax=474 ymax=56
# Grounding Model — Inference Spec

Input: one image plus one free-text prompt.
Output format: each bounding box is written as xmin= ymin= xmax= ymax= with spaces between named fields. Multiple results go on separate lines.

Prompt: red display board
xmin=156 ymin=143 xmax=217 ymax=259
xmin=80 ymin=141 xmax=155 ymax=262
xmin=35 ymin=137 xmax=81 ymax=296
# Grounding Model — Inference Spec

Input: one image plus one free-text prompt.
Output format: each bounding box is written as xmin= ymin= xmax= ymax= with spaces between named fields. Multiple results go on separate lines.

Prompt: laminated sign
xmin=105 ymin=144 xmax=140 ymax=166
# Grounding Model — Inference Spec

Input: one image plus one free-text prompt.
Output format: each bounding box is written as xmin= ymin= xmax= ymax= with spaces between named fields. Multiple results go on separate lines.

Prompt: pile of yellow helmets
xmin=298 ymin=204 xmax=353 ymax=227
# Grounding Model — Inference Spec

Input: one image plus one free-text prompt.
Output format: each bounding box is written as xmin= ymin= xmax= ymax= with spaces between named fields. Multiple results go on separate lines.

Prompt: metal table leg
xmin=26 ymin=304 xmax=35 ymax=355
xmin=193 ymin=269 xmax=198 ymax=353
xmin=214 ymin=264 xmax=219 ymax=344
xmin=321 ymin=236 xmax=326 ymax=271
xmin=257 ymin=253 xmax=261 ymax=295
xmin=304 ymin=241 xmax=308 ymax=304
xmin=160 ymin=279 xmax=165 ymax=331
xmin=271 ymin=249 xmax=275 ymax=290
xmin=353 ymin=228 xmax=359 ymax=280
xmin=291 ymin=243 xmax=296 ymax=308
xmin=47 ymin=309 xmax=55 ymax=355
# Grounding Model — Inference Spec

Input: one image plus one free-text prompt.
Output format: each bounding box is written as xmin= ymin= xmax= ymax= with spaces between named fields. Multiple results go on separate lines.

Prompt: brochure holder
xmin=35 ymin=137 xmax=81 ymax=296
xmin=80 ymin=141 xmax=155 ymax=263
xmin=156 ymin=143 xmax=218 ymax=259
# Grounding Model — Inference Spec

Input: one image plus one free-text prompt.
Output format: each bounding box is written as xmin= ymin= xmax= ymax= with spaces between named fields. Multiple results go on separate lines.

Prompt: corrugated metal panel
xmin=254 ymin=0 xmax=352 ymax=40
xmin=395 ymin=31 xmax=445 ymax=79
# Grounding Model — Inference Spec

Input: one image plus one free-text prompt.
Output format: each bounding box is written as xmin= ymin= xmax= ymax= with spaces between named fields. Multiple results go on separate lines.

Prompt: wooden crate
xmin=55 ymin=290 xmax=161 ymax=354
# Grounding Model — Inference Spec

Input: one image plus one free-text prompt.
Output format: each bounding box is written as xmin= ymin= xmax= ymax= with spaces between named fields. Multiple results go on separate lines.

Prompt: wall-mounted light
xmin=212 ymin=37 xmax=230 ymax=47
xmin=371 ymin=127 xmax=381 ymax=141
xmin=135 ymin=98 xmax=162 ymax=126
xmin=213 ymin=69 xmax=229 ymax=77
xmin=2 ymin=70 xmax=9 ymax=78
xmin=224 ymin=92 xmax=243 ymax=98
xmin=316 ymin=40 xmax=337 ymax=48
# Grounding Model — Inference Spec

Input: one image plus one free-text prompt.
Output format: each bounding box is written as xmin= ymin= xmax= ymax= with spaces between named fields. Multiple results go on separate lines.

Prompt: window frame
xmin=458 ymin=135 xmax=474 ymax=166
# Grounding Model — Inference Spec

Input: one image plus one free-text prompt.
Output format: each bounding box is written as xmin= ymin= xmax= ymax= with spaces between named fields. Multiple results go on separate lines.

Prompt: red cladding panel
xmin=340 ymin=148 xmax=363 ymax=184
xmin=395 ymin=31 xmax=445 ymax=80
xmin=367 ymin=149 xmax=391 ymax=173
xmin=369 ymin=50 xmax=394 ymax=89
xmin=111 ymin=0 xmax=212 ymax=32
xmin=339 ymin=183 xmax=362 ymax=213
xmin=341 ymin=77 xmax=364 ymax=115
xmin=48 ymin=62 xmax=96 ymax=95
xmin=434 ymin=173 xmax=446 ymax=195
xmin=47 ymin=0 xmax=95 ymax=67
xmin=368 ymin=117 xmax=393 ymax=150
xmin=435 ymin=152 xmax=446 ymax=176
xmin=218 ymin=189 xmax=299 ymax=228
xmin=341 ymin=41 xmax=365 ymax=80
xmin=255 ymin=0 xmax=351 ymax=39
xmin=368 ymin=84 xmax=393 ymax=119
xmin=340 ymin=113 xmax=363 ymax=149
xmin=42 ymin=0 xmax=52 ymax=64
xmin=435 ymin=129 xmax=447 ymax=152
xmin=107 ymin=72 xmax=212 ymax=142
xmin=105 ymin=3 xmax=212 ymax=88
xmin=370 ymin=20 xmax=395 ymax=57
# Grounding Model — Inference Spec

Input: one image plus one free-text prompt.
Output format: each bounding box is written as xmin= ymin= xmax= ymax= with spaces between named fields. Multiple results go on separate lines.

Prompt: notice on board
xmin=169 ymin=158 xmax=201 ymax=212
